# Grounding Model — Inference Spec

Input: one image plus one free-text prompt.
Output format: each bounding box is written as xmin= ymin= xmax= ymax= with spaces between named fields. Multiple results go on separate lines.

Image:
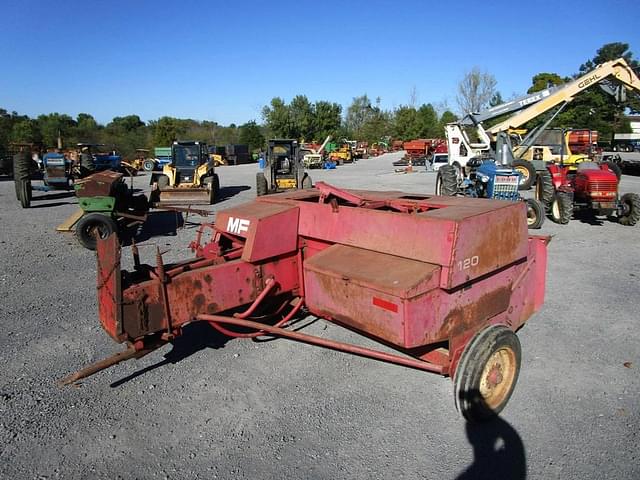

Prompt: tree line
xmin=1 ymin=42 xmax=637 ymax=158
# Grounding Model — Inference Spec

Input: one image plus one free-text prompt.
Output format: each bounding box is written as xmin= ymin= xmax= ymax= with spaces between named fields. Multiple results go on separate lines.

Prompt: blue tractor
xmin=435 ymin=157 xmax=545 ymax=229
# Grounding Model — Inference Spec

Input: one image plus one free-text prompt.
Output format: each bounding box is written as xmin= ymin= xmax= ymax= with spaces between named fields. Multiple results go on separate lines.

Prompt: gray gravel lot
xmin=0 ymin=151 xmax=638 ymax=479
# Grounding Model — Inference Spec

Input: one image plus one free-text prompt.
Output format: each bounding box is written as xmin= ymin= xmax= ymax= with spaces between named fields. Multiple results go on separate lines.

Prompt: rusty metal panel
xmin=75 ymin=170 xmax=123 ymax=197
xmin=216 ymin=202 xmax=300 ymax=263
xmin=304 ymin=244 xmax=440 ymax=347
xmin=440 ymin=201 xmax=528 ymax=289
xmin=96 ymin=234 xmax=123 ymax=342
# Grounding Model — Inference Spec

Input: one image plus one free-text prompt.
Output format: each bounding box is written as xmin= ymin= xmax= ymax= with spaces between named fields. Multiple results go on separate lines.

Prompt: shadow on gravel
xmin=573 ymin=211 xmax=607 ymax=226
xmin=217 ymin=185 xmax=251 ymax=201
xmin=29 ymin=201 xmax=75 ymax=209
xmin=110 ymin=322 xmax=230 ymax=388
xmin=121 ymin=211 xmax=184 ymax=246
xmin=30 ymin=191 xmax=76 ymax=202
xmin=456 ymin=410 xmax=526 ymax=479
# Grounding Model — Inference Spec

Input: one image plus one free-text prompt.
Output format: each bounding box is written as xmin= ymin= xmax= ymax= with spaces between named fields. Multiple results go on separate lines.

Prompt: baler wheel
xmin=525 ymin=198 xmax=544 ymax=229
xmin=454 ymin=325 xmax=521 ymax=422
xmin=550 ymin=192 xmax=573 ymax=224
xmin=618 ymin=192 xmax=640 ymax=226
xmin=75 ymin=213 xmax=118 ymax=250
xmin=435 ymin=165 xmax=458 ymax=196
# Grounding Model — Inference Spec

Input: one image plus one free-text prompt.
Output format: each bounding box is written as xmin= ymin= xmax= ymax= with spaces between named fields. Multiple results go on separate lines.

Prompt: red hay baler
xmin=63 ymin=182 xmax=549 ymax=421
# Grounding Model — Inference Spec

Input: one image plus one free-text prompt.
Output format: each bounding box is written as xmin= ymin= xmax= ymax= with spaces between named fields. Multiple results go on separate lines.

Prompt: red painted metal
xmin=68 ymin=182 xmax=549 ymax=400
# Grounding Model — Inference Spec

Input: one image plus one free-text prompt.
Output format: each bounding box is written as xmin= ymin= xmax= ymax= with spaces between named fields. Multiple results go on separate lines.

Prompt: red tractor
xmin=537 ymin=162 xmax=640 ymax=225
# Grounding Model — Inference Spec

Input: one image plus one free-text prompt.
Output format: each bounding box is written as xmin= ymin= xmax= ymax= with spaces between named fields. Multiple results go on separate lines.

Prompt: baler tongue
xmin=157 ymin=188 xmax=211 ymax=205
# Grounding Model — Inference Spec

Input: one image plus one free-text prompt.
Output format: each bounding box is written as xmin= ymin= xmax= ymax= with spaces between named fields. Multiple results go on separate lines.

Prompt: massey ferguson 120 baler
xmin=62 ymin=182 xmax=549 ymax=421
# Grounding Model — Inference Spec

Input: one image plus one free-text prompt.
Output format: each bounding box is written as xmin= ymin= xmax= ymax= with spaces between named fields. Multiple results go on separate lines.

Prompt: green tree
xmin=10 ymin=119 xmax=40 ymax=143
xmin=416 ymin=103 xmax=439 ymax=138
xmin=151 ymin=116 xmax=187 ymax=146
xmin=313 ymin=101 xmax=342 ymax=140
xmin=262 ymin=97 xmax=293 ymax=138
xmin=289 ymin=95 xmax=314 ymax=140
xmin=37 ymin=113 xmax=76 ymax=147
xmin=527 ymin=73 xmax=567 ymax=93
xmin=393 ymin=106 xmax=418 ymax=140
xmin=238 ymin=121 xmax=265 ymax=151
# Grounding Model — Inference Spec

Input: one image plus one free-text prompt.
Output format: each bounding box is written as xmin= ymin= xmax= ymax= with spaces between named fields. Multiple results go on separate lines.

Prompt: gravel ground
xmin=0 ymin=152 xmax=638 ymax=479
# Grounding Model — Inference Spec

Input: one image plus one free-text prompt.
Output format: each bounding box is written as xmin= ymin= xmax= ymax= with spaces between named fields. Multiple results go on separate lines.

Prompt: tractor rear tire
xmin=602 ymin=161 xmax=622 ymax=181
xmin=550 ymin=192 xmax=573 ymax=224
xmin=535 ymin=169 xmax=554 ymax=211
xmin=512 ymin=159 xmax=536 ymax=190
xmin=302 ymin=174 xmax=313 ymax=189
xmin=454 ymin=325 xmax=521 ymax=422
xmin=256 ymin=172 xmax=268 ymax=196
xmin=525 ymin=198 xmax=544 ymax=229
xmin=75 ymin=213 xmax=118 ymax=250
xmin=19 ymin=180 xmax=32 ymax=208
xmin=435 ymin=164 xmax=458 ymax=196
xmin=618 ymin=192 xmax=640 ymax=226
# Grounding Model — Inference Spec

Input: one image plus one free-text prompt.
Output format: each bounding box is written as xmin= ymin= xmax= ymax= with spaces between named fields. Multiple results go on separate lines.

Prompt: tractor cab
xmin=148 ymin=141 xmax=219 ymax=205
xmin=256 ymin=139 xmax=312 ymax=196
xmin=171 ymin=141 xmax=209 ymax=184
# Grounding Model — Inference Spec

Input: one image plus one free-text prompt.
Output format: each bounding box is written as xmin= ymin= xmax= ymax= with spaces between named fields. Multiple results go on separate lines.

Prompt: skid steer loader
xmin=150 ymin=141 xmax=219 ymax=205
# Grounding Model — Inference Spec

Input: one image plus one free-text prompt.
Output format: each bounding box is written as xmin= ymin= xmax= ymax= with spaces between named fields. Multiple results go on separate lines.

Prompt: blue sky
xmin=1 ymin=0 xmax=638 ymax=125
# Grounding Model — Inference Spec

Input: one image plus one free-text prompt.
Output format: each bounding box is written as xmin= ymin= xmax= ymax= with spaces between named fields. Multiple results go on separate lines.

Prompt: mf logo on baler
xmin=227 ymin=217 xmax=250 ymax=235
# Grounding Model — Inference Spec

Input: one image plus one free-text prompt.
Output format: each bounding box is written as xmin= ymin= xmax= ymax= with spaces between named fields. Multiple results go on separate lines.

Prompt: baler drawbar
xmin=62 ymin=182 xmax=549 ymax=421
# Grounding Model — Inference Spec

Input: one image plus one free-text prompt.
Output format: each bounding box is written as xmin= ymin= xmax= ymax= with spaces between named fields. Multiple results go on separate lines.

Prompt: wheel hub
xmin=479 ymin=348 xmax=516 ymax=409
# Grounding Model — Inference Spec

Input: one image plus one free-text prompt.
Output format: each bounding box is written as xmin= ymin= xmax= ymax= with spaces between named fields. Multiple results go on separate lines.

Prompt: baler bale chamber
xmin=64 ymin=182 xmax=549 ymax=421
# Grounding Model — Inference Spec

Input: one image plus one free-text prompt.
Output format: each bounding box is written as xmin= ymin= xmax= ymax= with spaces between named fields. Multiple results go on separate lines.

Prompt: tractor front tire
xmin=256 ymin=172 xmax=268 ymax=196
xmin=435 ymin=164 xmax=458 ymax=196
xmin=142 ymin=160 xmax=156 ymax=171
xmin=535 ymin=170 xmax=554 ymax=211
xmin=618 ymin=192 xmax=640 ymax=226
xmin=525 ymin=198 xmax=544 ymax=229
xmin=75 ymin=213 xmax=118 ymax=250
xmin=454 ymin=325 xmax=522 ymax=422
xmin=302 ymin=173 xmax=313 ymax=189
xmin=602 ymin=161 xmax=622 ymax=181
xmin=550 ymin=192 xmax=573 ymax=224
xmin=512 ymin=159 xmax=536 ymax=190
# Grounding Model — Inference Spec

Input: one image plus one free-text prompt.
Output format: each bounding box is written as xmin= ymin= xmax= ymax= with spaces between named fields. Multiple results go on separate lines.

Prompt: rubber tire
xmin=512 ymin=159 xmax=536 ymax=190
xmin=525 ymin=198 xmax=544 ymax=229
xmin=157 ymin=175 xmax=169 ymax=190
xmin=435 ymin=164 xmax=458 ymax=196
xmin=75 ymin=213 xmax=118 ymax=250
xmin=302 ymin=174 xmax=313 ymax=189
xmin=602 ymin=161 xmax=622 ymax=181
xmin=535 ymin=169 xmax=554 ymax=211
xmin=618 ymin=192 xmax=640 ymax=226
xmin=256 ymin=172 xmax=268 ymax=196
xmin=549 ymin=192 xmax=573 ymax=224
xmin=143 ymin=160 xmax=156 ymax=171
xmin=19 ymin=180 xmax=32 ymax=208
xmin=454 ymin=325 xmax=522 ymax=422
